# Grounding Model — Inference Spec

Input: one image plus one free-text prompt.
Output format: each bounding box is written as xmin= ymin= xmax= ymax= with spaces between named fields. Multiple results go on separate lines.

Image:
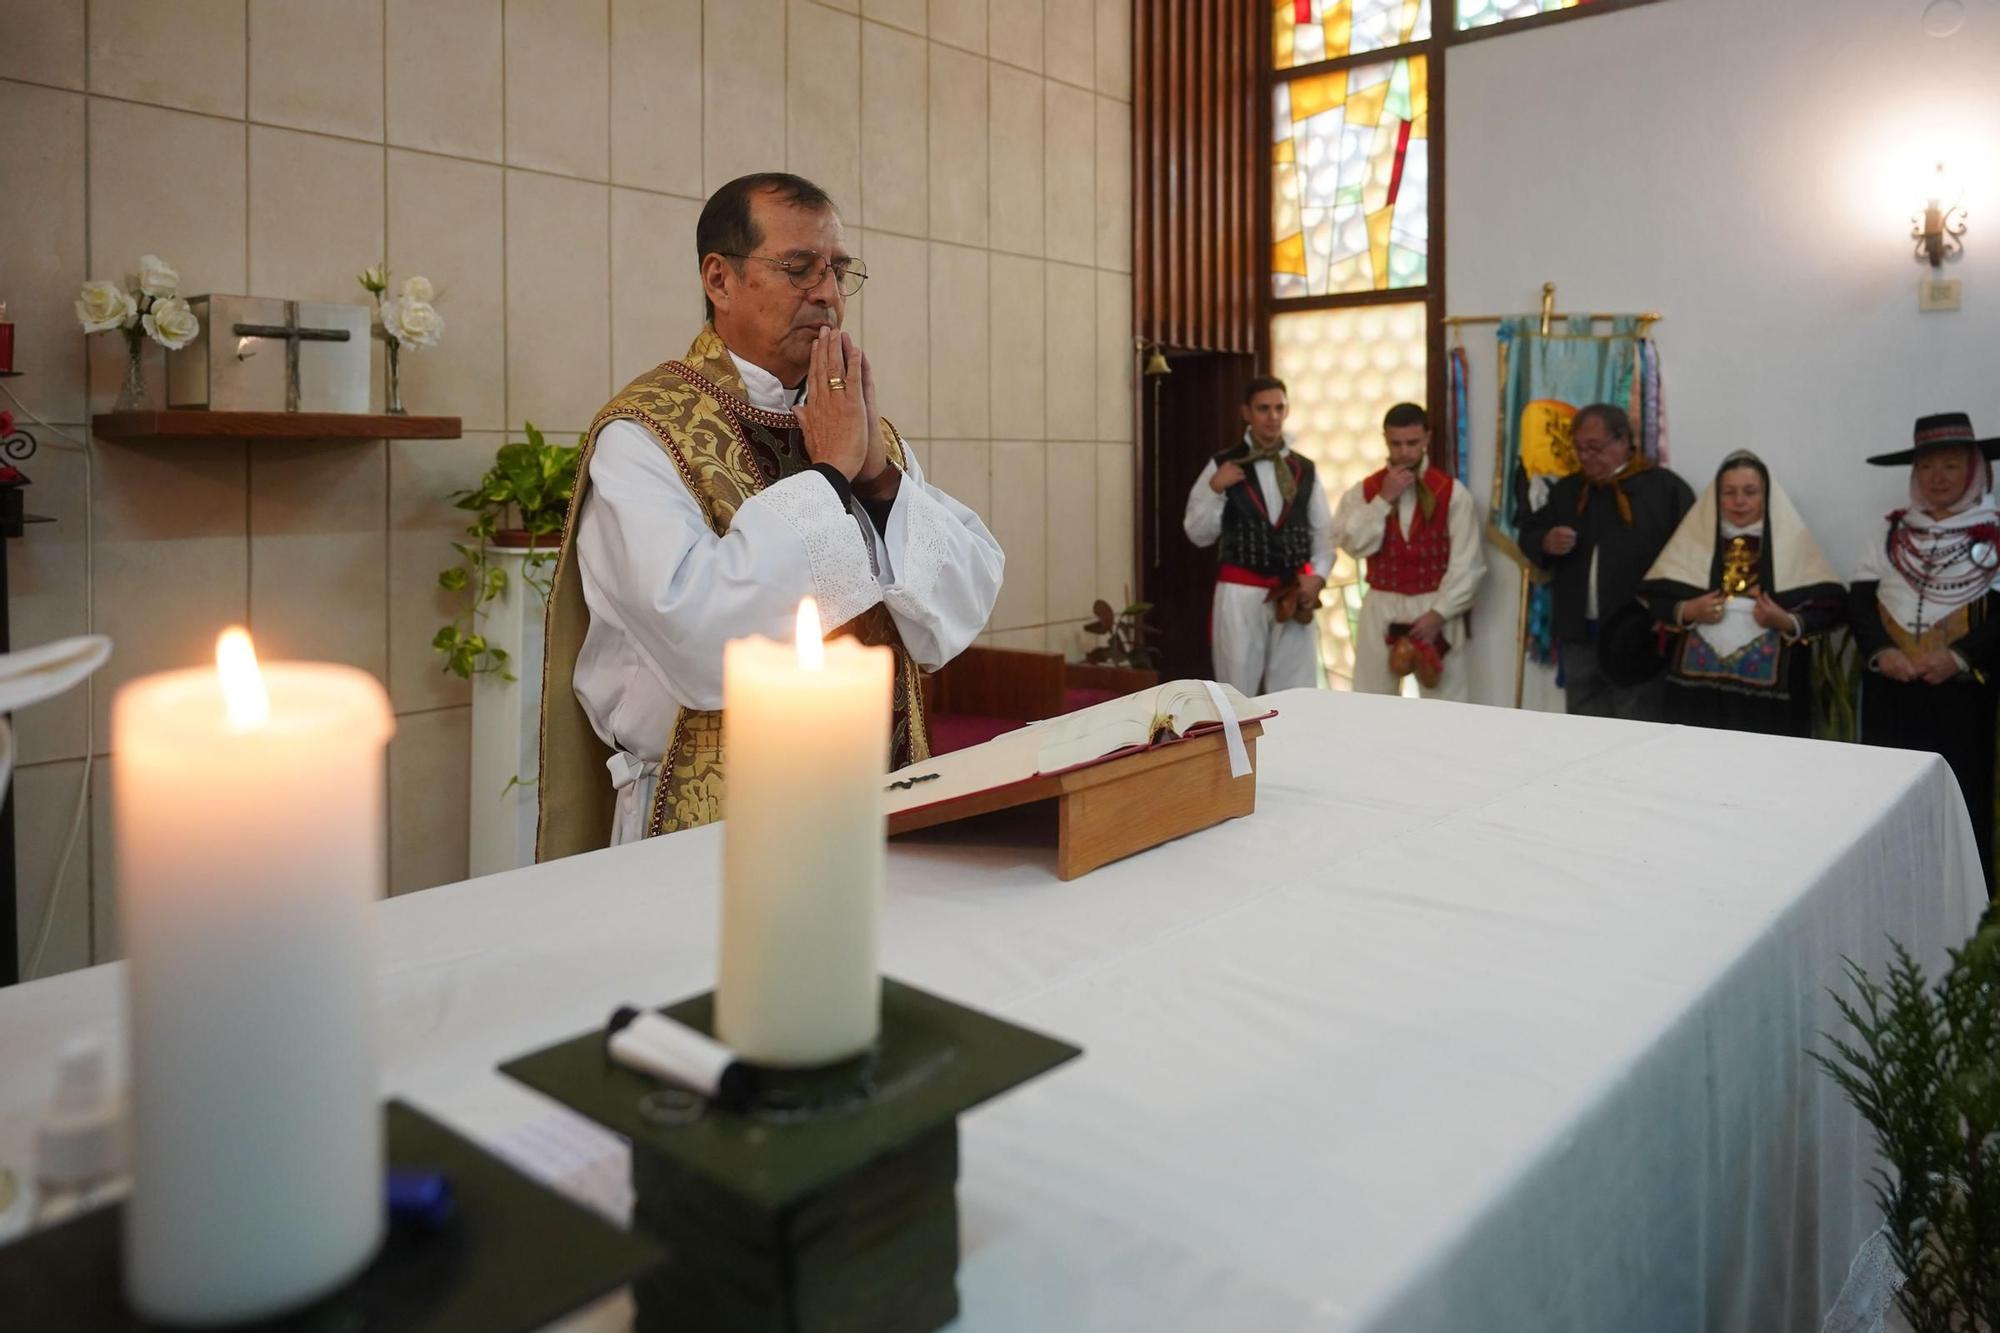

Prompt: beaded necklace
xmin=1885 ymin=510 xmax=2000 ymax=630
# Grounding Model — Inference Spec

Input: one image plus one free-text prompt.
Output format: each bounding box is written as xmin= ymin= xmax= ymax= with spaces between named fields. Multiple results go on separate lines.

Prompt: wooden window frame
xmin=1258 ymin=0 xmax=1672 ymax=464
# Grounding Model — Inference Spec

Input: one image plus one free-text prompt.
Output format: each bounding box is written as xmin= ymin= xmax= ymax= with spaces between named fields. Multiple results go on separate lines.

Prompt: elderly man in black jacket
xmin=1517 ymin=403 xmax=1693 ymax=720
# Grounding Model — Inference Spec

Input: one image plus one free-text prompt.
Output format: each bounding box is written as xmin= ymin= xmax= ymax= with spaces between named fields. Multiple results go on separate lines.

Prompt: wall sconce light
xmin=1912 ymin=161 xmax=1968 ymax=269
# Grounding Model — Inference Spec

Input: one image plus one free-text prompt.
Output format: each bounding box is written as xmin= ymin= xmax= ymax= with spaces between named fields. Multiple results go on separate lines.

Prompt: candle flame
xmin=216 ymin=627 xmax=270 ymax=730
xmin=795 ymin=598 xmax=825 ymax=671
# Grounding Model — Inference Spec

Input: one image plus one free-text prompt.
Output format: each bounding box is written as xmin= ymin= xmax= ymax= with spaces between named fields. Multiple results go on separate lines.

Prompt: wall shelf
xmin=91 ymin=410 xmax=461 ymax=441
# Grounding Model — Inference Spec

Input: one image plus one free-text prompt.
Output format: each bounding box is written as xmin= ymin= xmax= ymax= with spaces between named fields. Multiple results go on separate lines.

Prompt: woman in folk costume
xmin=1638 ymin=450 xmax=1845 ymax=736
xmin=1849 ymin=412 xmax=2000 ymax=890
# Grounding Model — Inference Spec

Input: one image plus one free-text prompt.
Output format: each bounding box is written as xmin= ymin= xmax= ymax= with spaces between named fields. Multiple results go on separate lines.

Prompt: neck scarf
xmin=1237 ymin=429 xmax=1297 ymax=506
xmin=1576 ymin=450 xmax=1651 ymax=526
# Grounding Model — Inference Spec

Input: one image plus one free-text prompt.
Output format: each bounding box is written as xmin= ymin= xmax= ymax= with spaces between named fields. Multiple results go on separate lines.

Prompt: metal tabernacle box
xmin=167 ymin=295 xmax=371 ymax=413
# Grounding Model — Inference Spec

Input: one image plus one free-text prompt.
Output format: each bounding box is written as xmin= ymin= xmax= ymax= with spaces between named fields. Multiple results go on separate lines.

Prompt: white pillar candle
xmin=716 ymin=599 xmax=892 ymax=1067
xmin=116 ymin=629 xmax=393 ymax=1324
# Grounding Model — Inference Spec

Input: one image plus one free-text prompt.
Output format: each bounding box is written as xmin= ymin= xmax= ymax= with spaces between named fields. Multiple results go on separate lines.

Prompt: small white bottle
xmin=33 ymin=1037 xmax=128 ymax=1227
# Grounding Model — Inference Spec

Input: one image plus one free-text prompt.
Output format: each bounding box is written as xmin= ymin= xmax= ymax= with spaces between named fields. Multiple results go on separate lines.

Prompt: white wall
xmin=1446 ymin=0 xmax=2000 ymax=708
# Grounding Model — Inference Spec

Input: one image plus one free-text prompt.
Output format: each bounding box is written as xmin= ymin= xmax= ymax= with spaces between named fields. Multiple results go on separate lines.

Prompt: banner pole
xmin=1513 ymin=564 xmax=1531 ymax=710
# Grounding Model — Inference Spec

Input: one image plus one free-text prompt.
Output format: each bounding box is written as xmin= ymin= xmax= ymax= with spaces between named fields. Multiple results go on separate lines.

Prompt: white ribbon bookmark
xmin=1199 ymin=679 xmax=1253 ymax=779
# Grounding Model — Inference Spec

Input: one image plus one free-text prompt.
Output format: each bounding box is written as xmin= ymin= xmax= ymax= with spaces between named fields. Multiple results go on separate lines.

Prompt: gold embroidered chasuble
xmin=536 ymin=326 xmax=931 ymax=862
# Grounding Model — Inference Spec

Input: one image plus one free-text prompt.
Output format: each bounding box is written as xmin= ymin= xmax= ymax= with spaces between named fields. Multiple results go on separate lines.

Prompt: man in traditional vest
xmin=1332 ymin=403 xmax=1486 ymax=701
xmin=1182 ymin=375 xmax=1333 ymax=695
xmin=537 ymin=173 xmax=1004 ymax=855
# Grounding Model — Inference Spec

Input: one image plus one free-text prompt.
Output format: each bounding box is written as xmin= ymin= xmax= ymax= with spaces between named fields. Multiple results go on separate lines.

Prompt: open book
xmin=886 ymin=679 xmax=1269 ymax=819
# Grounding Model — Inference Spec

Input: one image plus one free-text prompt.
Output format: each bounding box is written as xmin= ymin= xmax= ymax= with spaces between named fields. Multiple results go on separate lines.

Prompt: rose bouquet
xmin=77 ymin=254 xmax=201 ymax=409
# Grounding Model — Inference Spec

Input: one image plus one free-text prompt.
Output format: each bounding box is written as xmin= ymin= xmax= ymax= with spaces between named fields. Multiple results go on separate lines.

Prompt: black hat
xmin=1866 ymin=412 xmax=2000 ymax=466
xmin=1595 ymin=599 xmax=1667 ymax=688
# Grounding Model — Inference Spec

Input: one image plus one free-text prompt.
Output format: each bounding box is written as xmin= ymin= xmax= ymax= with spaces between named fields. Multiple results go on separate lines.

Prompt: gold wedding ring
xmin=827 ymin=375 xmax=847 ymax=391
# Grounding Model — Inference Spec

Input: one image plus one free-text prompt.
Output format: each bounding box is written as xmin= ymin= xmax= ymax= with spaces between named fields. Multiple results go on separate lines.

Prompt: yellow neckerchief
xmin=1576 ymin=451 xmax=1651 ymax=526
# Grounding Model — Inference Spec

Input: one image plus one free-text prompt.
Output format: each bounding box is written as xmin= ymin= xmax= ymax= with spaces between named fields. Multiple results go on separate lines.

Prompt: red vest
xmin=1361 ymin=468 xmax=1454 ymax=595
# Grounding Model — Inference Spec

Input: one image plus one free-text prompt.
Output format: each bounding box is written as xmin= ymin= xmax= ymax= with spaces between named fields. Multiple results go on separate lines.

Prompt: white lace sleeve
xmin=878 ymin=446 xmax=1005 ymax=669
xmin=742 ymin=472 xmax=883 ymax=630
xmin=574 ymin=423 xmax=880 ymax=716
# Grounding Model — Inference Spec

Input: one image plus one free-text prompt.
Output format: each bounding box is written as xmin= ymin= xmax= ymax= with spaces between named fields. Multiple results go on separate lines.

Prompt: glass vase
xmin=384 ymin=338 xmax=405 ymax=415
xmin=115 ymin=333 xmax=147 ymax=412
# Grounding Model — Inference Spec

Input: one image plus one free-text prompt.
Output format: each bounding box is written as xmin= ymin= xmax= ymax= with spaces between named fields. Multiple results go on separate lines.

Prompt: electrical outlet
xmin=1920 ymin=277 xmax=1963 ymax=312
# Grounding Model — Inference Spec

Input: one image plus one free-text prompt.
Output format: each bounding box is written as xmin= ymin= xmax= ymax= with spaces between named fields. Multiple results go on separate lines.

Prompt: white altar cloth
xmin=0 ymin=690 xmax=1983 ymax=1331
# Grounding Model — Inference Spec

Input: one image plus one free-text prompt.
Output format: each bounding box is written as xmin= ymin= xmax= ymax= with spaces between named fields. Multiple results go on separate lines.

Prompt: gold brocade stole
xmin=535 ymin=326 xmax=930 ymax=860
xmin=1881 ymin=601 xmax=1976 ymax=659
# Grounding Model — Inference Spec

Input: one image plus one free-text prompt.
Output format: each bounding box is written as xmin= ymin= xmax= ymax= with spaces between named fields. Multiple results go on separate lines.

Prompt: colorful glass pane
xmin=1274 ymin=0 xmax=1432 ymax=70
xmin=1270 ymin=56 xmax=1429 ymax=297
xmin=1454 ymin=0 xmax=1592 ymax=30
xmin=1270 ymin=304 xmax=1429 ymax=689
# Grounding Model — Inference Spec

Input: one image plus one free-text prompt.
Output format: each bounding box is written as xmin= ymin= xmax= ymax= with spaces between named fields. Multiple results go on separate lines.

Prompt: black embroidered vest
xmin=1216 ymin=452 xmax=1318 ymax=576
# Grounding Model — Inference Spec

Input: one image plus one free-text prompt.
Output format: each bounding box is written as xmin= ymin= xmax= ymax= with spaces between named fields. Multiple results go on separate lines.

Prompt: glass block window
xmin=1275 ymin=0 xmax=1432 ymax=69
xmin=1455 ymin=0 xmax=1590 ymax=29
xmin=1272 ymin=56 xmax=1429 ymax=298
xmin=1270 ymin=303 xmax=1428 ymax=688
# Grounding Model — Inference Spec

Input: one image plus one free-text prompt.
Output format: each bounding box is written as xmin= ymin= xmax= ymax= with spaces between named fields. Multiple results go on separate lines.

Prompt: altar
xmin=0 ymin=689 xmax=1982 ymax=1331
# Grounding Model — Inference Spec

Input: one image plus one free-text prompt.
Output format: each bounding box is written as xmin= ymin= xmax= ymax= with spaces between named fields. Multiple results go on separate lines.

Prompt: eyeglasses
xmin=718 ymin=249 xmax=869 ymax=297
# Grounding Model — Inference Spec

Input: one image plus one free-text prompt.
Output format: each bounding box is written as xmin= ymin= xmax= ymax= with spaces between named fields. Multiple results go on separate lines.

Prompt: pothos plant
xmin=1813 ymin=926 xmax=2000 ymax=1333
xmin=433 ymin=422 xmax=582 ymax=680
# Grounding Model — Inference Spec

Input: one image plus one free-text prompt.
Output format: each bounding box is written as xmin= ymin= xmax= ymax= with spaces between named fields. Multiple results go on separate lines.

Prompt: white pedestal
xmin=468 ymin=546 xmax=555 ymax=878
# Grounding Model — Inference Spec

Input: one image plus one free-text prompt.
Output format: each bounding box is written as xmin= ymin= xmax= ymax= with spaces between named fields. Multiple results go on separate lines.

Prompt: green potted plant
xmin=1071 ymin=595 xmax=1161 ymax=697
xmin=1814 ymin=925 xmax=2000 ymax=1332
xmin=433 ymin=422 xmax=581 ymax=680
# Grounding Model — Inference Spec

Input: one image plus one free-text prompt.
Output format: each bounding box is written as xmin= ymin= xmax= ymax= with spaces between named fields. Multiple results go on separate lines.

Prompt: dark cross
xmin=233 ymin=300 xmax=352 ymax=412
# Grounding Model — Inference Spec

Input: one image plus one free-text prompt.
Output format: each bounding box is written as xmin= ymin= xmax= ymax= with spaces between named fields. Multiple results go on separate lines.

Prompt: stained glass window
xmin=1275 ymin=0 xmax=1432 ymax=69
xmin=1272 ymin=56 xmax=1429 ymax=298
xmin=1271 ymin=304 xmax=1428 ymax=688
xmin=1455 ymin=0 xmax=1591 ymax=30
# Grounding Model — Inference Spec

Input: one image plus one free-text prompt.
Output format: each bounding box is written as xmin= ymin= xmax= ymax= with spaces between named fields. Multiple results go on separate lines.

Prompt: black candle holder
xmin=0 ymin=1100 xmax=662 ymax=1331
xmin=500 ymin=978 xmax=1081 ymax=1333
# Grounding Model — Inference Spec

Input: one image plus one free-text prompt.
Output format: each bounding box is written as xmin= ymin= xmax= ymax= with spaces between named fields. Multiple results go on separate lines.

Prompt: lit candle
xmin=116 ymin=629 xmax=394 ymax=1324
xmin=716 ymin=599 xmax=892 ymax=1067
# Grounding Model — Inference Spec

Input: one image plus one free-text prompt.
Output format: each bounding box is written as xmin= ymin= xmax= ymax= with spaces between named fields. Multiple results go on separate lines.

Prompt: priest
xmin=537 ymin=173 xmax=1004 ymax=855
xmin=1331 ymin=403 xmax=1485 ymax=700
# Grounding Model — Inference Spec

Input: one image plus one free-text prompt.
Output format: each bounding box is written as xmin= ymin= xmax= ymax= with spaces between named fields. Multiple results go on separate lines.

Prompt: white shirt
xmin=1329 ymin=470 xmax=1486 ymax=620
xmin=1182 ymin=435 xmax=1336 ymax=577
xmin=571 ymin=349 xmax=1005 ymax=840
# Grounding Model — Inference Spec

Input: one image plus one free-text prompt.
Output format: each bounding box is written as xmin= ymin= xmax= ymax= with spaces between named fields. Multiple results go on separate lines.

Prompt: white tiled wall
xmin=0 ymin=0 xmax=1134 ymax=977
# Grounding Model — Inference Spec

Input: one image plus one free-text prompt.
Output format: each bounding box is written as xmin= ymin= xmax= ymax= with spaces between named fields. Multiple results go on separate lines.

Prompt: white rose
xmin=76 ymin=280 xmax=138 ymax=333
xmin=399 ymin=275 xmax=434 ymax=305
xmin=358 ymin=264 xmax=388 ymax=294
xmin=381 ymin=297 xmax=443 ymax=349
xmin=143 ymin=295 xmax=200 ymax=351
xmin=135 ymin=253 xmax=179 ymax=299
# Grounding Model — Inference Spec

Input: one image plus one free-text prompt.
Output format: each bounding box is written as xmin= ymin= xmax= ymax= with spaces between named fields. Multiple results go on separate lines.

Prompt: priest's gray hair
xmin=697 ymin=172 xmax=838 ymax=321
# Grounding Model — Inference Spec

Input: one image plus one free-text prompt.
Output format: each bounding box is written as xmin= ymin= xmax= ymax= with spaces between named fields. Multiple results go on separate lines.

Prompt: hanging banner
xmin=1486 ymin=314 xmax=1661 ymax=663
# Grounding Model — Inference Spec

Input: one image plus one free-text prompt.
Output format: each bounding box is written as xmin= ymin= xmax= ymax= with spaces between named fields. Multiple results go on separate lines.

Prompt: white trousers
xmin=1210 ymin=582 xmax=1320 ymax=695
xmin=1350 ymin=589 xmax=1470 ymax=702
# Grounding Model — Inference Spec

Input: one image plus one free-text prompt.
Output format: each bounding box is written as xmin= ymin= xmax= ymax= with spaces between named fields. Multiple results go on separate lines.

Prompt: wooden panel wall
xmin=1135 ymin=0 xmax=1261 ymax=356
